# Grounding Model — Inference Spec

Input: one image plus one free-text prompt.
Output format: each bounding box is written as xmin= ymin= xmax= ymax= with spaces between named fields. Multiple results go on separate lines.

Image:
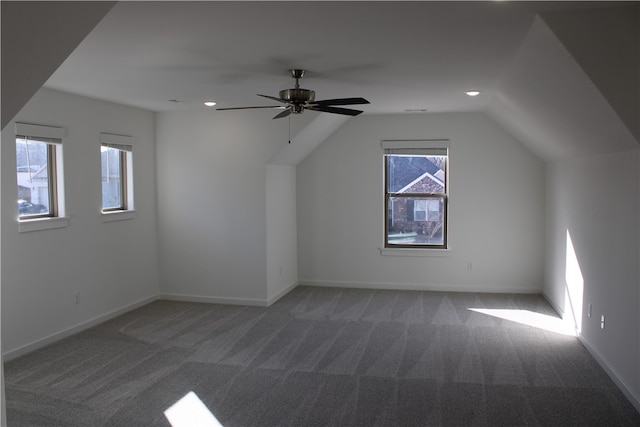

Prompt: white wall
xmin=1 ymin=107 xmax=5 ymax=426
xmin=544 ymin=148 xmax=640 ymax=408
xmin=297 ymin=112 xmax=545 ymax=293
xmin=155 ymin=109 xmax=314 ymax=305
xmin=266 ymin=164 xmax=297 ymax=303
xmin=1 ymin=88 xmax=159 ymax=357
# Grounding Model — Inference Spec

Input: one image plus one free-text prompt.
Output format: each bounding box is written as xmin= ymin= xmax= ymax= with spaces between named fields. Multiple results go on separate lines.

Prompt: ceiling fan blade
xmin=216 ymin=105 xmax=285 ymax=111
xmin=258 ymin=94 xmax=287 ymax=103
xmin=307 ymin=105 xmax=364 ymax=116
xmin=311 ymin=97 xmax=370 ymax=106
xmin=273 ymin=108 xmax=292 ymax=119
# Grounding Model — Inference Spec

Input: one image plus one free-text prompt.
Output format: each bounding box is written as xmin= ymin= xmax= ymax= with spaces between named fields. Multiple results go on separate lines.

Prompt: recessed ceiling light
xmin=465 ymin=91 xmax=480 ymax=97
xmin=204 ymin=101 xmax=217 ymax=107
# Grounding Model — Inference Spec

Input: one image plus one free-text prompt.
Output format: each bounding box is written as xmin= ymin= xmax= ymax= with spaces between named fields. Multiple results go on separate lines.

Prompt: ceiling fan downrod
xmin=279 ymin=69 xmax=315 ymax=113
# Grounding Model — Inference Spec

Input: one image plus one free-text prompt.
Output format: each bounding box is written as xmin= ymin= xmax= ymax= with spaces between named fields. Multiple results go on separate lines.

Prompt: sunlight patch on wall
xmin=468 ymin=308 xmax=576 ymax=336
xmin=164 ymin=391 xmax=223 ymax=427
xmin=565 ymin=229 xmax=584 ymax=335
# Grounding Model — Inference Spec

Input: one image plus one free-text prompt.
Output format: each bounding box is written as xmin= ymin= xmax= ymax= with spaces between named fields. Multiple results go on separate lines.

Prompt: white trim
xmin=125 ymin=150 xmax=134 ymax=209
xmin=542 ymin=290 xmax=565 ymax=317
xmin=517 ymin=291 xmax=639 ymax=413
xmin=267 ymin=282 xmax=299 ymax=306
xmin=15 ymin=122 xmax=66 ymax=140
xmin=100 ymin=132 xmax=133 ymax=146
xmin=298 ymin=280 xmax=542 ymax=294
xmin=101 ymin=210 xmax=137 ymax=222
xmin=2 ymin=295 xmax=157 ymax=361
xmin=18 ymin=216 xmax=70 ymax=233
xmin=381 ymin=139 xmax=450 ymax=150
xmin=578 ymin=335 xmax=640 ymax=413
xmin=159 ymin=293 xmax=270 ymax=307
xmin=54 ymin=143 xmax=66 ymax=217
xmin=379 ymin=247 xmax=451 ymax=257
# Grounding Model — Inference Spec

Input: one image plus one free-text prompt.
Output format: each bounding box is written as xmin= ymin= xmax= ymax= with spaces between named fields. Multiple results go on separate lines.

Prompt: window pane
xmin=387 ymin=154 xmax=445 ymax=194
xmin=387 ymin=196 xmax=445 ymax=246
xmin=101 ymin=146 xmax=123 ymax=209
xmin=16 ymin=138 xmax=51 ymax=217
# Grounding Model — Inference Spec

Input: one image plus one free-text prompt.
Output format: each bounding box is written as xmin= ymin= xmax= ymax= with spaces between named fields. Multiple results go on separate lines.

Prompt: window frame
xmin=100 ymin=133 xmax=134 ymax=215
xmin=383 ymin=140 xmax=449 ymax=250
xmin=15 ymin=123 xmax=66 ymax=223
xmin=101 ymin=145 xmax=128 ymax=212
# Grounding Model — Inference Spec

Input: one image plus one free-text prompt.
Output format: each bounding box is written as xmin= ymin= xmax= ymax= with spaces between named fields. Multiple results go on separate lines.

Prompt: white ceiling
xmin=44 ymin=1 xmax=619 ymax=115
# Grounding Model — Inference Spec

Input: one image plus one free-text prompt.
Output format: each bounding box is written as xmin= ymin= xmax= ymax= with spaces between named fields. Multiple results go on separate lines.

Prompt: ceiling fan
xmin=216 ymin=69 xmax=370 ymax=119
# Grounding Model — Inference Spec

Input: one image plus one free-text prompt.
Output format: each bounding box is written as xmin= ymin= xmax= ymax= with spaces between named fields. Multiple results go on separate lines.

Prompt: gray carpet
xmin=5 ymin=286 xmax=640 ymax=426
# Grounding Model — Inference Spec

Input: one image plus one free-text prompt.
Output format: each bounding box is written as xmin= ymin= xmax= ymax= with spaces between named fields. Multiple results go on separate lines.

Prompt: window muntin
xmin=384 ymin=147 xmax=448 ymax=249
xmin=16 ymin=135 xmax=60 ymax=220
xmin=101 ymin=142 xmax=132 ymax=212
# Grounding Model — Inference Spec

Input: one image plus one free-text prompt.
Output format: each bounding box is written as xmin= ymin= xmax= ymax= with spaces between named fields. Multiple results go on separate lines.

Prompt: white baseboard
xmin=158 ymin=293 xmax=270 ymax=307
xmin=298 ymin=280 xmax=542 ymax=294
xmin=3 ymin=285 xmax=302 ymax=362
xmin=578 ymin=335 xmax=640 ymax=414
xmin=160 ymin=282 xmax=299 ymax=308
xmin=541 ymin=291 xmax=639 ymax=412
xmin=542 ymin=290 xmax=565 ymax=317
xmin=267 ymin=281 xmax=298 ymax=306
xmin=3 ymin=295 xmax=157 ymax=361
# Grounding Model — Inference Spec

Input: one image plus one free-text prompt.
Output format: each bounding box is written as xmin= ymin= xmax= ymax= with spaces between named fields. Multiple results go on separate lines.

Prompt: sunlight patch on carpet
xmin=467 ymin=308 xmax=576 ymax=336
xmin=164 ymin=391 xmax=223 ymax=427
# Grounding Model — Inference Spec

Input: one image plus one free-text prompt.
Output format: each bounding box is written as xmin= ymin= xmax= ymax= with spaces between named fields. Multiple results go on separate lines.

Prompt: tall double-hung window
xmin=15 ymin=123 xmax=65 ymax=221
xmin=383 ymin=140 xmax=449 ymax=249
xmin=101 ymin=133 xmax=134 ymax=213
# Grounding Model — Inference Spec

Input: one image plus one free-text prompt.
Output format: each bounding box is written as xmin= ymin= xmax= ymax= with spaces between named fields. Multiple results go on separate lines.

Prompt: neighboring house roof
xmin=388 ymin=156 xmax=444 ymax=193
xmin=16 ymin=164 xmax=48 ymax=188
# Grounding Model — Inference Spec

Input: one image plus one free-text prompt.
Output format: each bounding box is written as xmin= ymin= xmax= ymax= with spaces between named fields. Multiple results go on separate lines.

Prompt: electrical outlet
xmin=74 ymin=292 xmax=81 ymax=305
xmin=600 ymin=315 xmax=605 ymax=330
xmin=467 ymin=260 xmax=473 ymax=271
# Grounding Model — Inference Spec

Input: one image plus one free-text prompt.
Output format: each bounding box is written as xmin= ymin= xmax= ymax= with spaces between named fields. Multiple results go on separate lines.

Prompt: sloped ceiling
xmin=3 ymin=1 xmax=638 ymax=163
xmin=0 ymin=1 xmax=116 ymax=129
xmin=542 ymin=4 xmax=639 ymax=143
xmin=487 ymin=7 xmax=639 ymax=162
xmin=43 ymin=1 xmax=561 ymax=115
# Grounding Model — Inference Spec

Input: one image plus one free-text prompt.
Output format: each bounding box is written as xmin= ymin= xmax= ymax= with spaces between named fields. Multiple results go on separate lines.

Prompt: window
xmin=383 ymin=140 xmax=449 ymax=249
xmin=101 ymin=133 xmax=133 ymax=213
xmin=15 ymin=123 xmax=65 ymax=221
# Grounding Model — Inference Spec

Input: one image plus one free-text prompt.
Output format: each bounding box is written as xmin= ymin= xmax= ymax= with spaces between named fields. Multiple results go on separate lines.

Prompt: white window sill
xmin=379 ymin=247 xmax=451 ymax=257
xmin=19 ymin=216 xmax=70 ymax=233
xmin=102 ymin=210 xmax=137 ymax=223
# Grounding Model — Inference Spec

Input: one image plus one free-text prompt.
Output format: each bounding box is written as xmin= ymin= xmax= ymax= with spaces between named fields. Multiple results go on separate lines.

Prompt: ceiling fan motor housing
xmin=280 ymin=88 xmax=315 ymax=106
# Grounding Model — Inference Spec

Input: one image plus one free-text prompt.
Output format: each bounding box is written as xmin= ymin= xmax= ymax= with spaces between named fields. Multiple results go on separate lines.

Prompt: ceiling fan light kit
xmin=217 ymin=69 xmax=370 ymax=119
